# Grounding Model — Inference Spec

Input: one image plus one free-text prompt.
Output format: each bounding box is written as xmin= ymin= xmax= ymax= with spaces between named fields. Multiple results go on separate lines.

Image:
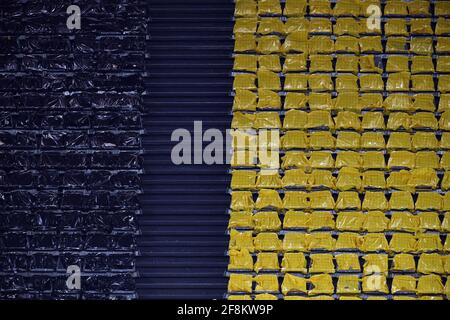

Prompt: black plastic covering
xmin=0 ymin=0 xmax=145 ymax=299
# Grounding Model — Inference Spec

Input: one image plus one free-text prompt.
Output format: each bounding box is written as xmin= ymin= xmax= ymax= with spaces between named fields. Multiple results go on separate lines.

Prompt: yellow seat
xmin=254 ymin=232 xmax=282 ymax=252
xmin=336 ymin=151 xmax=361 ymax=169
xmin=410 ymin=37 xmax=433 ymax=55
xmin=309 ymin=151 xmax=335 ymax=169
xmin=336 ymin=211 xmax=365 ymax=232
xmin=309 ymin=170 xmax=335 ymax=190
xmin=307 ymin=110 xmax=334 ymax=129
xmin=388 ymin=151 xmax=415 ymax=169
xmin=281 ymin=151 xmax=309 ymax=170
xmin=387 ymin=170 xmax=412 ymax=191
xmin=283 ymin=0 xmax=307 ymax=17
xmin=362 ymin=171 xmax=386 ymax=190
xmin=336 ymin=232 xmax=362 ymax=251
xmin=364 ymin=211 xmax=389 ymax=233
xmin=233 ymin=90 xmax=257 ymax=111
xmin=389 ymin=233 xmax=417 ymax=253
xmin=335 ymin=18 xmax=360 ymax=37
xmin=257 ymin=18 xmax=285 ymax=35
xmin=283 ymin=93 xmax=308 ymax=110
xmin=254 ymin=252 xmax=280 ymax=272
xmin=308 ymin=74 xmax=334 ymax=92
xmin=235 ymin=34 xmax=257 ymax=52
xmin=309 ymin=132 xmax=336 ymax=150
xmin=228 ymin=249 xmax=254 ymax=271
xmin=361 ymin=233 xmax=389 ymax=252
xmin=391 ymin=275 xmax=417 ymax=294
xmin=257 ymin=0 xmax=282 ymax=15
xmin=442 ymin=212 xmax=450 ymax=232
xmin=254 ymin=274 xmax=279 ymax=293
xmin=362 ymin=191 xmax=389 ymax=211
xmin=409 ymin=168 xmax=439 ymax=189
xmin=257 ymin=36 xmax=282 ymax=54
xmin=335 ymin=191 xmax=361 ymax=210
xmin=362 ymin=152 xmax=386 ymax=170
xmin=436 ymin=18 xmax=450 ymax=36
xmin=281 ymin=32 xmax=308 ymax=54
xmin=337 ymin=275 xmax=361 ymax=295
xmin=309 ymin=93 xmax=333 ymax=111
xmin=390 ymin=191 xmax=415 ymax=210
xmin=417 ymin=275 xmax=445 ymax=295
xmin=387 ymin=72 xmax=410 ymax=92
xmin=283 ymin=54 xmax=307 ymax=73
xmin=417 ymin=212 xmax=441 ymax=232
xmin=336 ymin=167 xmax=362 ymax=191
xmin=386 ymin=37 xmax=408 ymax=53
xmin=281 ymin=252 xmax=307 ymax=273
xmin=283 ymin=190 xmax=309 ymax=209
xmin=335 ymin=56 xmax=359 ymax=73
xmin=255 ymin=189 xmax=282 ymax=210
xmin=362 ymin=112 xmax=385 ymax=130
xmin=408 ymin=0 xmax=430 ymax=15
xmin=361 ymin=132 xmax=386 ymax=149
xmin=384 ymin=94 xmax=414 ymax=112
xmin=387 ymin=132 xmax=411 ymax=150
xmin=281 ymin=273 xmax=307 ymax=295
xmin=362 ymin=275 xmax=389 ymax=294
xmin=284 ymin=74 xmax=308 ymax=91
xmin=229 ymin=211 xmax=254 ymax=229
xmin=392 ymin=253 xmax=416 ymax=272
xmin=413 ymin=94 xmax=435 ymax=112
xmin=308 ymin=274 xmax=334 ymax=296
xmin=283 ymin=110 xmax=307 ymax=129
xmin=234 ymin=73 xmax=257 ymax=90
xmin=309 ymin=54 xmax=333 ymax=73
xmin=335 ymin=253 xmax=361 ymax=272
xmin=410 ymin=18 xmax=433 ymax=35
xmin=436 ymin=37 xmax=450 ymax=53
xmin=386 ymin=55 xmax=409 ymax=72
xmin=417 ymin=234 xmax=443 ymax=253
xmin=255 ymin=293 xmax=278 ymax=300
xmin=389 ymin=211 xmax=419 ymax=233
xmin=385 ymin=19 xmax=409 ymax=36
xmin=234 ymin=18 xmax=258 ymax=34
xmin=256 ymin=171 xmax=282 ymax=189
xmin=308 ymin=232 xmax=336 ymax=251
xmin=360 ymin=74 xmax=384 ymax=92
xmin=385 ymin=0 xmax=408 ymax=15
xmin=336 ymin=132 xmax=361 ymax=150
xmin=282 ymin=169 xmax=309 ymax=188
xmin=231 ymin=170 xmax=257 ymax=190
xmin=310 ymin=190 xmax=336 ymax=210
xmin=235 ymin=0 xmax=257 ymax=17
xmin=415 ymin=192 xmax=442 ymax=211
xmin=335 ymin=92 xmax=361 ymax=112
xmin=359 ymin=56 xmax=383 ymax=74
xmin=228 ymin=273 xmax=253 ymax=293
xmin=437 ymin=56 xmax=450 ymax=73
xmin=411 ymin=75 xmax=435 ymax=92
xmin=283 ymin=211 xmax=309 ymax=230
xmin=363 ymin=254 xmax=388 ymax=275
xmin=257 ymin=89 xmax=281 ymax=110
xmin=253 ymin=211 xmax=281 ymax=232
xmin=359 ymin=36 xmax=383 ymax=53
xmin=411 ymin=56 xmax=434 ymax=74
xmin=418 ymin=253 xmax=445 ymax=275
xmin=234 ymin=54 xmax=258 ymax=72
xmin=335 ymin=111 xmax=361 ymax=131
xmin=230 ymin=230 xmax=255 ymax=252
xmin=335 ymin=36 xmax=360 ymax=54
xmin=387 ymin=112 xmax=411 ymax=131
xmin=282 ymin=233 xmax=309 ymax=252
xmin=231 ymin=191 xmax=254 ymax=211
xmin=415 ymin=151 xmax=439 ymax=169
xmin=309 ymin=253 xmax=335 ymax=274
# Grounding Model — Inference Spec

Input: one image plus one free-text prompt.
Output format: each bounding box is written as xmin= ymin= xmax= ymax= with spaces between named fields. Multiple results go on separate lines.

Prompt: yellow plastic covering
xmin=385 ymin=19 xmax=409 ymax=36
xmin=335 ymin=111 xmax=361 ymax=131
xmin=417 ymin=212 xmax=441 ymax=232
xmin=283 ymin=110 xmax=307 ymax=129
xmin=235 ymin=0 xmax=257 ymax=17
xmin=281 ymin=253 xmax=307 ymax=273
xmin=418 ymin=253 xmax=445 ymax=275
xmin=360 ymin=74 xmax=384 ymax=92
xmin=442 ymin=153 xmax=450 ymax=170
xmin=258 ymin=18 xmax=285 ymax=35
xmin=253 ymin=211 xmax=281 ymax=232
xmin=308 ymin=74 xmax=333 ymax=92
xmin=257 ymin=36 xmax=282 ymax=54
xmin=335 ymin=36 xmax=360 ymax=54
xmin=336 ymin=253 xmax=361 ymax=272
xmin=359 ymin=55 xmax=383 ymax=74
xmin=335 ymin=56 xmax=359 ymax=74
xmin=229 ymin=211 xmax=253 ymax=231
xmin=336 ymin=167 xmax=362 ymax=191
xmin=254 ymin=252 xmax=279 ymax=272
xmin=336 ymin=232 xmax=362 ymax=251
xmin=435 ymin=1 xmax=450 ymax=16
xmin=362 ymin=171 xmax=386 ymax=190
xmin=411 ymin=75 xmax=435 ymax=92
xmin=389 ymin=233 xmax=417 ymax=253
xmin=384 ymin=94 xmax=413 ymax=112
xmin=281 ymin=273 xmax=307 ymax=295
xmin=436 ymin=37 xmax=450 ymax=53
xmin=235 ymin=34 xmax=257 ymax=52
xmin=388 ymin=151 xmax=415 ymax=169
xmin=409 ymin=168 xmax=439 ymax=189
xmin=310 ymin=152 xmax=335 ymax=169
xmin=254 ymin=112 xmax=281 ymax=129
xmin=361 ymin=233 xmax=389 ymax=252
xmin=441 ymin=132 xmax=450 ymax=149
xmin=281 ymin=32 xmax=308 ymax=53
xmin=415 ymin=151 xmax=439 ymax=169
xmin=308 ymin=274 xmax=334 ymax=296
xmin=307 ymin=110 xmax=334 ymax=129
xmin=309 ymin=93 xmax=333 ymax=110
xmin=336 ymin=132 xmax=361 ymax=150
xmin=258 ymin=55 xmax=281 ymax=72
xmin=310 ymin=170 xmax=335 ymax=189
xmin=284 ymin=74 xmax=308 ymax=91
xmin=283 ymin=0 xmax=307 ymax=17
xmin=360 ymin=36 xmax=383 ymax=53
xmin=234 ymin=18 xmax=258 ymax=34
xmin=390 ymin=191 xmax=414 ymax=210
xmin=256 ymin=171 xmax=282 ymax=189
xmin=257 ymin=0 xmax=282 ymax=16
xmin=334 ymin=0 xmax=360 ymax=16
xmin=283 ymin=211 xmax=309 ymax=229
xmin=436 ymin=18 xmax=450 ymax=36
xmin=363 ymin=254 xmax=388 ymax=275
xmin=283 ymin=54 xmax=307 ymax=73
xmin=410 ymin=37 xmax=433 ymax=55
xmin=228 ymin=249 xmax=254 ymax=271
xmin=413 ymin=94 xmax=435 ymax=112
xmin=231 ymin=170 xmax=257 ymax=190
xmin=337 ymin=275 xmax=360 ymax=295
xmin=230 ymin=229 xmax=255 ymax=252
xmin=336 ymin=151 xmax=362 ymax=169
xmin=281 ymin=131 xmax=308 ymax=150
xmin=228 ymin=273 xmax=253 ymax=293
xmin=283 ymin=191 xmax=309 ymax=209
xmin=257 ymin=71 xmax=280 ymax=91
xmin=363 ymin=192 xmax=389 ymax=211
xmin=282 ymin=169 xmax=308 ymax=188
xmin=362 ymin=275 xmax=389 ymax=293
xmin=309 ymin=55 xmax=333 ymax=72
xmin=258 ymin=89 xmax=281 ymax=109
xmin=415 ymin=192 xmax=442 ymax=211
xmin=234 ymin=73 xmax=257 ymax=90
xmin=361 ymin=132 xmax=386 ymax=149
xmin=284 ymin=93 xmax=308 ymax=110
xmin=439 ymin=75 xmax=450 ymax=93
xmin=413 ymin=132 xmax=439 ymax=150
xmin=391 ymin=275 xmax=417 ymax=294
xmin=255 ymin=189 xmax=282 ymax=210
xmin=417 ymin=275 xmax=445 ymax=295
xmin=437 ymin=56 xmax=450 ymax=73
xmin=386 ymin=55 xmax=409 ymax=72
xmin=387 ymin=170 xmax=411 ymax=191
xmin=387 ymin=132 xmax=411 ymax=150
xmin=386 ymin=37 xmax=408 ymax=53
xmin=389 ymin=211 xmax=419 ymax=233
xmin=336 ymin=211 xmax=365 ymax=232
xmin=411 ymin=56 xmax=434 ymax=74
xmin=387 ymin=72 xmax=410 ymax=91
xmin=417 ymin=233 xmax=443 ymax=253
xmin=231 ymin=191 xmax=254 ymax=211
xmin=283 ymin=233 xmax=309 ymax=252
xmin=384 ymin=0 xmax=408 ymax=15
xmin=387 ymin=112 xmax=410 ymax=130
xmin=392 ymin=253 xmax=416 ymax=272
xmin=336 ymin=191 xmax=361 ymax=210
xmin=309 ymin=132 xmax=336 ymax=150
xmin=254 ymin=232 xmax=282 ymax=252
xmin=308 ymin=36 xmax=334 ymax=54
xmin=335 ymin=18 xmax=360 ymax=37
xmin=309 ymin=254 xmax=335 ymax=274
xmin=233 ymin=90 xmax=257 ymax=111
xmin=362 ymin=152 xmax=386 ymax=169
xmin=410 ymin=18 xmax=433 ymax=35
xmin=310 ymin=190 xmax=336 ymax=210
xmin=443 ymin=213 xmax=450 ymax=232
xmin=234 ymin=54 xmax=257 ymax=72
xmin=281 ymin=151 xmax=309 ymax=170
xmin=308 ymin=232 xmax=336 ymax=251
xmin=254 ymin=274 xmax=279 ymax=292
xmin=309 ymin=18 xmax=332 ymax=34
xmin=285 ymin=17 xmax=309 ymax=34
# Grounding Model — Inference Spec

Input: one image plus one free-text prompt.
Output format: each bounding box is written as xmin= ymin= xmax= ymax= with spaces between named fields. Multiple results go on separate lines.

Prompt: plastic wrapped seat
xmin=231 ymin=170 xmax=257 ymax=190
xmin=441 ymin=132 xmax=450 ymax=149
xmin=359 ymin=55 xmax=383 ymax=73
xmin=384 ymin=94 xmax=414 ymax=112
xmin=283 ymin=0 xmax=307 ymax=17
xmin=335 ymin=36 xmax=360 ymax=54
xmin=283 ymin=110 xmax=307 ymax=129
xmin=258 ymin=0 xmax=282 ymax=16
xmin=335 ymin=56 xmax=359 ymax=74
xmin=233 ymin=90 xmax=258 ymax=111
xmin=385 ymin=19 xmax=409 ymax=36
xmin=235 ymin=0 xmax=257 ymax=17
xmin=336 ymin=232 xmax=363 ymax=251
xmin=309 ymin=132 xmax=336 ymax=150
xmin=254 ymin=252 xmax=280 ymax=272
xmin=392 ymin=253 xmax=416 ymax=272
xmin=336 ymin=132 xmax=361 ymax=150
xmin=283 ymin=191 xmax=309 ymax=209
xmin=384 ymin=0 xmax=408 ymax=15
xmin=308 ymin=274 xmax=334 ymax=296
xmin=391 ymin=275 xmax=417 ymax=294
xmin=410 ymin=37 xmax=433 ymax=55
xmin=230 ymin=229 xmax=255 ymax=252
xmin=254 ymin=112 xmax=281 ymax=129
xmin=282 ymin=233 xmax=309 ymax=252
xmin=283 ymin=211 xmax=310 ymax=230
xmin=309 ymin=18 xmax=332 ymax=34
xmin=282 ymin=169 xmax=309 ymax=188
xmin=364 ymin=211 xmax=389 ymax=232
xmin=359 ymin=36 xmax=383 ymax=53
xmin=281 ymin=131 xmax=308 ymax=150
xmin=284 ymin=74 xmax=308 ymax=91
xmin=281 ymin=151 xmax=309 ymax=170
xmin=363 ymin=254 xmax=388 ymax=275
xmin=254 ymin=232 xmax=282 ymax=252
xmin=439 ymin=75 xmax=450 ymax=93
xmin=335 ymin=111 xmax=361 ymax=131
xmin=413 ymin=94 xmax=435 ymax=112
xmin=255 ymin=189 xmax=282 ymax=210
xmin=308 ymin=211 xmax=335 ymax=231
xmin=387 ymin=72 xmax=410 ymax=91
xmin=336 ymin=167 xmax=362 ymax=191
xmin=234 ymin=18 xmax=258 ymax=34
xmin=387 ymin=132 xmax=411 ymax=150
xmin=235 ymin=34 xmax=258 ymax=52
xmin=257 ymin=71 xmax=281 ymax=91
xmin=234 ymin=73 xmax=257 ymax=90
xmin=282 ymin=32 xmax=308 ymax=53
xmin=409 ymin=168 xmax=439 ymax=189
xmin=257 ymin=36 xmax=282 ymax=54
xmin=229 ymin=211 xmax=254 ymax=229
xmin=436 ymin=18 xmax=450 ymax=36
xmin=412 ymin=132 xmax=439 ymax=150
xmin=309 ymin=151 xmax=335 ymax=169
xmin=388 ymin=151 xmax=415 ymax=169
xmin=258 ymin=18 xmax=285 ymax=35
xmin=258 ymin=89 xmax=281 ymax=110
xmin=308 ymin=74 xmax=333 ymax=92
xmin=359 ymin=74 xmax=384 ymax=92
xmin=418 ymin=253 xmax=445 ymax=275
xmin=283 ymin=54 xmax=307 ymax=73
xmin=415 ymin=192 xmax=442 ymax=211
xmin=386 ymin=37 xmax=408 ymax=53
xmin=442 ymin=212 xmax=450 ymax=232
xmin=309 ymin=253 xmax=335 ymax=274
xmin=362 ymin=275 xmax=389 ymax=294
xmin=390 ymin=191 xmax=415 ymax=210
xmin=361 ymin=233 xmax=389 ymax=252
xmin=308 ymin=233 xmax=336 ymax=251
xmin=281 ymin=273 xmax=307 ymax=295
xmin=411 ymin=75 xmax=435 ymax=92
xmin=231 ymin=191 xmax=254 ymax=211
xmin=411 ymin=56 xmax=434 ymax=74
xmin=309 ymin=93 xmax=333 ymax=110
xmin=335 ymin=253 xmax=361 ymax=272
xmin=253 ymin=211 xmax=281 ymax=232
xmin=336 ymin=151 xmax=362 ymax=169
xmin=336 ymin=211 xmax=365 ymax=232
xmin=306 ymin=111 xmax=334 ymax=129
xmin=417 ymin=275 xmax=445 ymax=295
xmin=337 ymin=275 xmax=361 ymax=295
xmin=309 ymin=55 xmax=333 ymax=72
xmin=229 ymin=249 xmax=254 ymax=270
xmin=309 ymin=170 xmax=335 ymax=189
xmin=228 ymin=273 xmax=253 ymax=293
xmin=362 ymin=151 xmax=386 ymax=169
xmin=254 ymin=274 xmax=279 ymax=293
xmin=437 ymin=56 xmax=450 ymax=73
xmin=389 ymin=211 xmax=419 ymax=233
xmin=442 ymin=152 xmax=450 ymax=170
xmin=410 ymin=18 xmax=433 ymax=35
xmin=335 ymin=18 xmax=360 ymax=37
xmin=415 ymin=151 xmax=439 ymax=169
xmin=362 ymin=191 xmax=388 ymax=211
xmin=284 ymin=93 xmax=308 ymax=110
xmin=386 ymin=55 xmax=409 ymax=72
xmin=234 ymin=55 xmax=258 ymax=72
xmin=308 ymin=36 xmax=335 ymax=54
xmin=361 ymin=132 xmax=386 ymax=149
xmin=436 ymin=37 xmax=450 ymax=53
xmin=387 ymin=170 xmax=411 ymax=191
xmin=362 ymin=171 xmax=386 ymax=189
xmin=335 ymin=191 xmax=361 ymax=210
xmin=389 ymin=233 xmax=417 ymax=253
xmin=231 ymin=129 xmax=257 ymax=150
xmin=258 ymin=55 xmax=281 ymax=72
xmin=281 ymin=252 xmax=307 ymax=273
xmin=309 ymin=190 xmax=336 ymax=210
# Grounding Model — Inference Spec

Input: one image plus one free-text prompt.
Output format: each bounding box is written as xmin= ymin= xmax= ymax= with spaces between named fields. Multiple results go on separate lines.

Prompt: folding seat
xmin=335 ymin=18 xmax=361 ymax=37
xmin=254 ymin=274 xmax=279 ymax=293
xmin=281 ymin=32 xmax=308 ymax=54
xmin=257 ymin=89 xmax=281 ymax=110
xmin=308 ymin=74 xmax=334 ymax=92
xmin=415 ymin=192 xmax=442 ymax=211
xmin=309 ymin=253 xmax=335 ymax=274
xmin=359 ymin=74 xmax=384 ymax=92
xmin=285 ymin=17 xmax=309 ymax=34
xmin=257 ymin=18 xmax=286 ymax=35
xmin=389 ymin=233 xmax=417 ymax=253
xmin=284 ymin=93 xmax=308 ymax=110
xmin=333 ymin=0 xmax=361 ymax=17
xmin=416 ymin=233 xmax=443 ymax=252
xmin=409 ymin=168 xmax=439 ymax=189
xmin=235 ymin=0 xmax=257 ymax=17
xmin=309 ymin=18 xmax=333 ymax=34
xmin=229 ymin=211 xmax=254 ymax=229
xmin=436 ymin=37 xmax=450 ymax=53
xmin=411 ymin=75 xmax=435 ymax=92
xmin=308 ymin=36 xmax=335 ymax=54
xmin=412 ymin=132 xmax=439 ymax=150
xmin=359 ymin=36 xmax=383 ymax=53
xmin=384 ymin=0 xmax=408 ymax=15
xmin=228 ymin=295 xmax=252 ymax=300
xmin=335 ymin=191 xmax=361 ymax=210
xmin=362 ymin=275 xmax=389 ymax=294
xmin=281 ymin=151 xmax=310 ymax=170
xmin=234 ymin=55 xmax=258 ymax=72
xmin=281 ymin=274 xmax=307 ymax=295
xmin=253 ymin=211 xmax=282 ymax=232
xmin=228 ymin=274 xmax=253 ymax=293
xmin=386 ymin=37 xmax=408 ymax=53
xmin=418 ymin=253 xmax=445 ymax=275
xmin=335 ymin=253 xmax=361 ymax=272
xmin=234 ymin=73 xmax=257 ymax=90
xmin=308 ymin=274 xmax=334 ymax=296
xmin=410 ymin=37 xmax=433 ymax=55
xmin=362 ymin=112 xmax=385 ymax=130
xmin=336 ymin=167 xmax=362 ymax=191
xmin=234 ymin=18 xmax=258 ymax=34
xmin=388 ymin=151 xmax=415 ymax=169
xmin=335 ymin=36 xmax=360 ymax=54
xmin=229 ymin=229 xmax=255 ymax=252
xmin=439 ymin=75 xmax=450 ymax=93
xmin=257 ymin=70 xmax=281 ymax=91
xmin=283 ymin=191 xmax=309 ymax=209
xmin=283 ymin=54 xmax=307 ymax=73
xmin=283 ymin=110 xmax=307 ymax=130
xmin=359 ymin=55 xmax=383 ymax=74
xmin=387 ymin=72 xmax=410 ymax=91
xmin=309 ymin=54 xmax=333 ymax=73
xmin=283 ymin=211 xmax=310 ymax=230
xmin=336 ymin=151 xmax=362 ymax=169
xmin=336 ymin=211 xmax=365 ymax=232
xmin=282 ymin=232 xmax=309 ymax=252
xmin=284 ymin=74 xmax=308 ymax=91
xmin=308 ymin=211 xmax=335 ymax=231
xmin=257 ymin=0 xmax=282 ymax=16
xmin=309 ymin=170 xmax=335 ymax=190
xmin=309 ymin=131 xmax=336 ymax=150
xmin=231 ymin=170 xmax=257 ymax=190
xmin=308 ymin=233 xmax=336 ymax=251
xmin=335 ymin=56 xmax=359 ymax=74
xmin=281 ymin=131 xmax=308 ymax=150
xmin=387 ymin=170 xmax=411 ymax=191
xmin=389 ymin=211 xmax=419 ymax=233
xmin=386 ymin=55 xmax=409 ymax=73
xmin=229 ymin=249 xmax=254 ymax=271
xmin=306 ymin=110 xmax=334 ymax=129
xmin=309 ymin=190 xmax=336 ymax=210
xmin=384 ymin=93 xmax=414 ymax=112
xmin=362 ymin=191 xmax=389 ymax=211
xmin=336 ymin=132 xmax=361 ymax=150
xmin=387 ymin=132 xmax=411 ymax=150
xmin=435 ymin=18 xmax=450 ymax=36
xmin=441 ymin=132 xmax=450 ymax=149
xmin=362 ymin=171 xmax=386 ymax=190
xmin=415 ymin=151 xmax=439 ymax=169
xmin=385 ymin=19 xmax=409 ymax=36
xmin=233 ymin=90 xmax=258 ymax=111
xmin=391 ymin=275 xmax=417 ymax=294
xmin=254 ymin=252 xmax=280 ymax=272
xmin=282 ymin=168 xmax=309 ymax=188
xmin=387 ymin=112 xmax=411 ymax=131
xmin=416 ymin=275 xmax=445 ymax=295
xmin=231 ymin=191 xmax=255 ymax=211
xmin=254 ymin=232 xmax=283 ymax=252
xmin=255 ymin=294 xmax=278 ymax=300
xmin=361 ymin=132 xmax=386 ymax=149
xmin=362 ymin=151 xmax=386 ymax=170
xmin=335 ymin=232 xmax=362 ymax=251
xmin=389 ymin=191 xmax=415 ymax=210
xmin=283 ymin=0 xmax=307 ymax=17
xmin=336 ymin=75 xmax=359 ymax=93
xmin=362 ymin=233 xmax=390 ymax=252
xmin=363 ymin=254 xmax=388 ymax=275
xmin=255 ymin=189 xmax=283 ymax=210
xmin=410 ymin=18 xmax=433 ymax=35
xmin=258 ymin=55 xmax=282 ymax=72
xmin=412 ymin=94 xmax=435 ymax=112
xmin=257 ymin=36 xmax=282 ymax=54
xmin=281 ymin=253 xmax=307 ymax=273
xmin=391 ymin=253 xmax=416 ymax=272
xmin=254 ymin=112 xmax=281 ymax=129
xmin=309 ymin=93 xmax=333 ymax=111
xmin=411 ymin=56 xmax=434 ymax=74
xmin=310 ymin=151 xmax=335 ymax=169
xmin=364 ymin=211 xmax=389 ymax=233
